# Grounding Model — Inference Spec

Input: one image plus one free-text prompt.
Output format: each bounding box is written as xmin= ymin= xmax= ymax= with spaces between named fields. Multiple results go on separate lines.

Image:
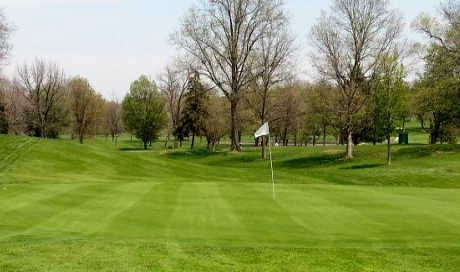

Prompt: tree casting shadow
xmin=280 ymin=153 xmax=344 ymax=169
xmin=340 ymin=163 xmax=384 ymax=170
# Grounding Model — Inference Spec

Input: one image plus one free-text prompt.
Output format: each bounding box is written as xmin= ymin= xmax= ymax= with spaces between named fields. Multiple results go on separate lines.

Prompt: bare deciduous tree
xmin=0 ymin=78 xmax=8 ymax=133
xmin=311 ymin=0 xmax=403 ymax=159
xmin=413 ymin=0 xmax=460 ymax=58
xmin=0 ymin=9 xmax=12 ymax=66
xmin=69 ymin=76 xmax=99 ymax=144
xmin=158 ymin=60 xmax=189 ymax=146
xmin=248 ymin=13 xmax=294 ymax=158
xmin=17 ymin=60 xmax=66 ymax=138
xmin=203 ymin=93 xmax=228 ymax=152
xmin=106 ymin=100 xmax=123 ymax=143
xmin=305 ymin=81 xmax=336 ymax=147
xmin=0 ymin=78 xmax=27 ymax=134
xmin=271 ymin=83 xmax=304 ymax=146
xmin=174 ymin=0 xmax=288 ymax=151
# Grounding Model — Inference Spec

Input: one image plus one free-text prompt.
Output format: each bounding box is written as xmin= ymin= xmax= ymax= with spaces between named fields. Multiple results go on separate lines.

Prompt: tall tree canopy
xmin=158 ymin=60 xmax=189 ymax=143
xmin=174 ymin=0 xmax=291 ymax=152
xmin=122 ymin=76 xmax=167 ymax=150
xmin=373 ymin=53 xmax=408 ymax=165
xmin=17 ymin=60 xmax=66 ymax=138
xmin=69 ymin=77 xmax=100 ymax=144
xmin=311 ymin=0 xmax=403 ymax=159
xmin=413 ymin=0 xmax=460 ymax=134
xmin=412 ymin=44 xmax=459 ymax=144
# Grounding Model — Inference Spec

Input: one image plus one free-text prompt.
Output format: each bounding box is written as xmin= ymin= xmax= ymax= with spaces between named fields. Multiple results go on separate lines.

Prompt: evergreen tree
xmin=175 ymin=72 xmax=209 ymax=150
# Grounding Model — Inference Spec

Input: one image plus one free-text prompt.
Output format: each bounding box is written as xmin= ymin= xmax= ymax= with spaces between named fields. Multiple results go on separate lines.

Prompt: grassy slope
xmin=0 ymin=134 xmax=460 ymax=271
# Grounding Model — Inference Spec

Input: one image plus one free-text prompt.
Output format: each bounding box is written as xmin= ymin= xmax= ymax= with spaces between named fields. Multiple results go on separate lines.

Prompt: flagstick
xmin=268 ymin=135 xmax=276 ymax=200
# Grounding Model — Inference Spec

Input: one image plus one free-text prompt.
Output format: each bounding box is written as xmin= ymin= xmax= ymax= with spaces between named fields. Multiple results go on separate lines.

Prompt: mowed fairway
xmin=1 ymin=136 xmax=460 ymax=271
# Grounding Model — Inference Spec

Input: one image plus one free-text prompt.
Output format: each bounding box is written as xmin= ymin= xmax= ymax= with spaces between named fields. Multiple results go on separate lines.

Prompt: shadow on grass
xmin=165 ymin=148 xmax=223 ymax=159
xmin=119 ymin=147 xmax=150 ymax=152
xmin=340 ymin=163 xmax=384 ymax=170
xmin=393 ymin=144 xmax=460 ymax=159
xmin=206 ymin=154 xmax=260 ymax=166
xmin=280 ymin=153 xmax=344 ymax=169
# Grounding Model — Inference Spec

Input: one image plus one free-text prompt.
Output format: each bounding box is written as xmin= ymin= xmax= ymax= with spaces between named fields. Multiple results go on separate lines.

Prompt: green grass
xmin=0 ymin=134 xmax=460 ymax=271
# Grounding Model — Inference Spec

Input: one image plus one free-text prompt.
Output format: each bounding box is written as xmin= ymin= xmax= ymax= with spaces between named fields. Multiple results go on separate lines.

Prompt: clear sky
xmin=0 ymin=0 xmax=440 ymax=98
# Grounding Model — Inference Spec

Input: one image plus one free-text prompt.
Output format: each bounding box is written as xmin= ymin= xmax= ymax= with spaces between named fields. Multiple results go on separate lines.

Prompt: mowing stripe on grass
xmin=31 ymin=183 xmax=130 ymax=235
xmin=103 ymin=182 xmax=182 ymax=239
xmin=0 ymin=184 xmax=114 ymax=239
xmin=279 ymin=184 xmax=460 ymax=248
xmin=217 ymin=183 xmax=309 ymax=247
xmin=0 ymin=138 xmax=37 ymax=173
xmin=0 ymin=184 xmax=80 ymax=212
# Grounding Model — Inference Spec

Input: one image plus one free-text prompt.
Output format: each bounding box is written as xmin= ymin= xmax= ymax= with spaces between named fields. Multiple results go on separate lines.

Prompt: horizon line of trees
xmin=0 ymin=0 xmax=459 ymax=164
xmin=0 ymin=58 xmax=124 ymax=144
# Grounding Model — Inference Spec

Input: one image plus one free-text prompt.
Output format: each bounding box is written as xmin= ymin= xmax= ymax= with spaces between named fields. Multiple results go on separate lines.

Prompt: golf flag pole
xmin=268 ymin=134 xmax=276 ymax=200
xmin=254 ymin=123 xmax=276 ymax=200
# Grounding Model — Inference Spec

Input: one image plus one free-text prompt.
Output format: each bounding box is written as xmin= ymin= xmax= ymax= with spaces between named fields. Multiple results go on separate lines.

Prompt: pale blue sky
xmin=1 ymin=0 xmax=440 ymax=98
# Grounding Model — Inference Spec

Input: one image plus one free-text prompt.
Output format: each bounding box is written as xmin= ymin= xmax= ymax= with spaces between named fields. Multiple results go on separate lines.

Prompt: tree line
xmin=0 ymin=0 xmax=459 ymax=163
xmin=0 ymin=59 xmax=123 ymax=144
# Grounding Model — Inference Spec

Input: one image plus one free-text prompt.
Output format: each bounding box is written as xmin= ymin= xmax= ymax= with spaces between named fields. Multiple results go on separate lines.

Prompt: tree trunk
xmin=165 ymin=134 xmax=170 ymax=149
xmin=79 ymin=133 xmax=84 ymax=144
xmin=387 ymin=135 xmax=392 ymax=166
xmin=430 ymin=121 xmax=440 ymax=144
xmin=313 ymin=135 xmax=316 ymax=147
xmin=283 ymin=128 xmax=288 ymax=146
xmin=191 ymin=132 xmax=195 ymax=150
xmin=346 ymin=130 xmax=353 ymax=159
xmin=323 ymin=126 xmax=327 ymax=147
xmin=40 ymin=120 xmax=46 ymax=139
xmin=238 ymin=130 xmax=242 ymax=145
xmin=430 ymin=132 xmax=438 ymax=144
xmin=261 ymin=136 xmax=266 ymax=159
xmin=230 ymin=100 xmax=241 ymax=151
xmin=143 ymin=141 xmax=148 ymax=150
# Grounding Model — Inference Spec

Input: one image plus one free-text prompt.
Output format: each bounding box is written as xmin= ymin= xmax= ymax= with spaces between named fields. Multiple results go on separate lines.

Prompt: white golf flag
xmin=255 ymin=123 xmax=270 ymax=138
